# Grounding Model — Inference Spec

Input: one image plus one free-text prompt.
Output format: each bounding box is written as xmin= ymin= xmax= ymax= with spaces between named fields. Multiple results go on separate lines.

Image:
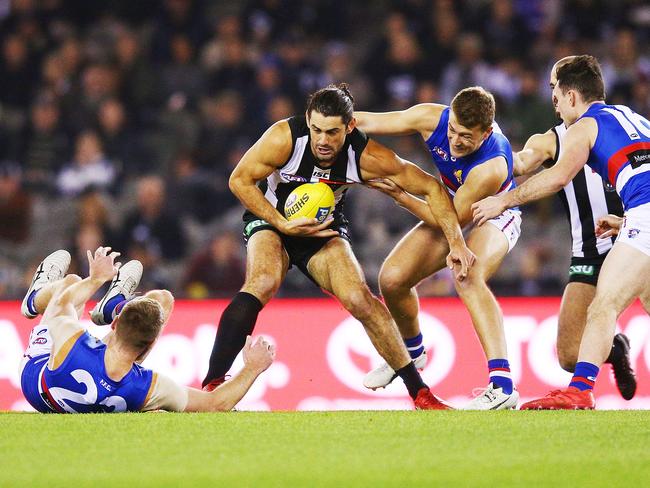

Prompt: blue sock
xmin=26 ymin=290 xmax=38 ymax=316
xmin=488 ymin=359 xmax=513 ymax=394
xmin=102 ymin=295 xmax=127 ymax=324
xmin=569 ymin=362 xmax=599 ymax=391
xmin=404 ymin=333 xmax=424 ymax=360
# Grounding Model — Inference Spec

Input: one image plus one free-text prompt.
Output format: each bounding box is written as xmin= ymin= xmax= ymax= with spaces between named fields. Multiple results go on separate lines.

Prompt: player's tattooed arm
xmin=354 ymin=103 xmax=446 ymax=139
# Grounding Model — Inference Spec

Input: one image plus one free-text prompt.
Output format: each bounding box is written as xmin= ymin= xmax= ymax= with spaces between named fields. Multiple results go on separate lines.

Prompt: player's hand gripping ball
xmin=284 ymin=182 xmax=335 ymax=222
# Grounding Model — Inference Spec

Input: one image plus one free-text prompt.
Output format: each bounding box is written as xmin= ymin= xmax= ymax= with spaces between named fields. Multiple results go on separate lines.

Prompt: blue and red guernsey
xmin=424 ymin=107 xmax=516 ymax=197
xmin=579 ymin=103 xmax=650 ymax=210
xmin=35 ymin=332 xmax=153 ymax=413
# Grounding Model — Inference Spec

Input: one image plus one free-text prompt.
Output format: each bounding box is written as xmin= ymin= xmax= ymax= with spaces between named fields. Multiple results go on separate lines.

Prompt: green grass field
xmin=1 ymin=411 xmax=649 ymax=487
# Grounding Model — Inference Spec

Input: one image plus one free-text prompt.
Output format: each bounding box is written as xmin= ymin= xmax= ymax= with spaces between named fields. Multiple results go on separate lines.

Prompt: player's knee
xmin=338 ymin=286 xmax=375 ymax=321
xmin=62 ymin=274 xmax=81 ymax=286
xmin=378 ymin=265 xmax=408 ymax=297
xmin=243 ymin=274 xmax=281 ymax=304
xmin=453 ymin=269 xmax=485 ymax=295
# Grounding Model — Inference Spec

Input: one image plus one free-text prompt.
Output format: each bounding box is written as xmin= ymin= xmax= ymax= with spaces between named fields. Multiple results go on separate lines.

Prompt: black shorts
xmin=568 ymin=255 xmax=607 ymax=286
xmin=242 ymin=210 xmax=351 ymax=281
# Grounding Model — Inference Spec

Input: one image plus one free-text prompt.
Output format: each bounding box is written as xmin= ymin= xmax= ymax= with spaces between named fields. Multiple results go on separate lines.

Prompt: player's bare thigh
xmin=463 ymin=223 xmax=509 ymax=283
xmin=593 ymin=242 xmax=650 ymax=312
xmin=241 ymin=230 xmax=290 ymax=304
xmin=556 ymin=282 xmax=596 ymax=371
xmin=306 ymin=237 xmax=367 ymax=294
xmin=379 ymin=222 xmax=449 ymax=290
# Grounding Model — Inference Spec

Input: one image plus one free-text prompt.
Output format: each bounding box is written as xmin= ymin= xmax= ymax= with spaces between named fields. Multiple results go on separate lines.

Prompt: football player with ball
xmin=201 ymin=83 xmax=475 ymax=409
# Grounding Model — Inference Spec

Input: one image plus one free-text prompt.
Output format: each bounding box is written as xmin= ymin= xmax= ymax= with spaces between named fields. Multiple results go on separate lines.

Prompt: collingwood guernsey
xmin=246 ymin=115 xmax=368 ymax=225
xmin=552 ymin=123 xmax=624 ymax=258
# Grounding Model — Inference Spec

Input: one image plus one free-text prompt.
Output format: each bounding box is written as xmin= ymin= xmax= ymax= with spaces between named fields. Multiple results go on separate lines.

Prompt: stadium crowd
xmin=0 ymin=0 xmax=649 ymax=299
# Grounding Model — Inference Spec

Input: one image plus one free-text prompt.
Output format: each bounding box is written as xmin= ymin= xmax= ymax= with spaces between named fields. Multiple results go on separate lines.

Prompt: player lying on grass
xmin=19 ymin=247 xmax=274 ymax=413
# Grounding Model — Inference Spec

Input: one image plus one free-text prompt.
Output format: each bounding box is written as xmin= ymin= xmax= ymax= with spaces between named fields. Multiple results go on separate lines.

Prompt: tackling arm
xmin=513 ymin=131 xmax=557 ymax=176
xmin=472 ymin=118 xmax=595 ymax=225
xmin=360 ymin=139 xmax=475 ymax=277
xmin=354 ymin=103 xmax=444 ymax=138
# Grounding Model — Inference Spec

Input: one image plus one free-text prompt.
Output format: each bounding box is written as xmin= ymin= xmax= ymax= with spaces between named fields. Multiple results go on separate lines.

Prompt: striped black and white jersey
xmin=551 ymin=123 xmax=624 ymax=258
xmin=256 ymin=115 xmax=367 ymax=221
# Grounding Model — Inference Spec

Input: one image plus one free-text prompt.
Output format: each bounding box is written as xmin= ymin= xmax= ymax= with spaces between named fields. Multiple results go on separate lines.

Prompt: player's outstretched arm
xmin=354 ymin=103 xmax=444 ymax=138
xmin=184 ymin=336 xmax=275 ymax=412
xmin=229 ymin=121 xmax=338 ymax=238
xmin=361 ymin=140 xmax=475 ymax=278
xmin=472 ymin=118 xmax=596 ymax=226
xmin=513 ymin=131 xmax=557 ymax=176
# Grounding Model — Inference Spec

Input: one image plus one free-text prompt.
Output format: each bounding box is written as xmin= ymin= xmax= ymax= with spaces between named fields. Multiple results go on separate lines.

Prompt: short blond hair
xmin=115 ymin=297 xmax=164 ymax=351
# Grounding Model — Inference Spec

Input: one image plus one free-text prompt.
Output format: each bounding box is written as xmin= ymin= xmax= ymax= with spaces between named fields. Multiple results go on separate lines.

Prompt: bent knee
xmin=62 ymin=274 xmax=81 ymax=286
xmin=338 ymin=287 xmax=376 ymax=320
xmin=379 ymin=265 xmax=410 ymax=296
xmin=242 ymin=274 xmax=282 ymax=304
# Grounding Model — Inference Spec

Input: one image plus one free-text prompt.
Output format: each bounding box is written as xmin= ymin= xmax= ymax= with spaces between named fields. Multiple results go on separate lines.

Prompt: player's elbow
xmin=554 ymin=173 xmax=572 ymax=189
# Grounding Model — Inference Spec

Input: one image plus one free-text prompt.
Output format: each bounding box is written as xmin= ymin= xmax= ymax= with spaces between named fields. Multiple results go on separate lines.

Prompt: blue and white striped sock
xmin=488 ymin=358 xmax=513 ymax=394
xmin=404 ymin=333 xmax=425 ymax=360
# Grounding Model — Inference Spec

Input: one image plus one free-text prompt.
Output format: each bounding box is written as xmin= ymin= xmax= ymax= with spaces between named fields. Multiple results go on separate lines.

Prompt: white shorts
xmin=617 ymin=202 xmax=650 ymax=257
xmin=18 ymin=323 xmax=53 ymax=377
xmin=485 ymin=208 xmax=522 ymax=253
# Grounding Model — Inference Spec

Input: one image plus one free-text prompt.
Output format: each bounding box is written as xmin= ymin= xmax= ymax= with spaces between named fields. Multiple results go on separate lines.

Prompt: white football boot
xmin=90 ymin=260 xmax=143 ymax=325
xmin=462 ymin=383 xmax=519 ymax=410
xmin=363 ymin=351 xmax=428 ymax=390
xmin=21 ymin=250 xmax=71 ymax=318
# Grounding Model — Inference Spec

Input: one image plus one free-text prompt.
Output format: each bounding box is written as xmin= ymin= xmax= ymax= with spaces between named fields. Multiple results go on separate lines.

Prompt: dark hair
xmin=556 ymin=55 xmax=606 ymax=103
xmin=115 ymin=297 xmax=164 ymax=351
xmin=306 ymin=83 xmax=355 ymax=125
xmin=450 ymin=86 xmax=495 ymax=131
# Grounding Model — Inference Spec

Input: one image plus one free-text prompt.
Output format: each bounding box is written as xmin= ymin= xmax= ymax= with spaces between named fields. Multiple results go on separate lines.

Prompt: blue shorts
xmin=20 ymin=353 xmax=54 ymax=413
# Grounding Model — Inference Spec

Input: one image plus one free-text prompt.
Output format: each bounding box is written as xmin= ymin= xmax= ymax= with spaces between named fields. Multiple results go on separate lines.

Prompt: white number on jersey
xmin=48 ymin=369 xmax=128 ymax=413
xmin=603 ymin=105 xmax=650 ymax=140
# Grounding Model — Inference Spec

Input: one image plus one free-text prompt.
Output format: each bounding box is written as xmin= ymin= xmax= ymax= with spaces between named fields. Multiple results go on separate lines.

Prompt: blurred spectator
xmin=0 ymin=34 xmax=36 ymax=109
xmin=18 ymin=97 xmax=69 ymax=191
xmin=160 ymin=34 xmax=206 ymax=108
xmin=56 ymin=130 xmax=117 ymax=196
xmin=181 ymin=231 xmax=245 ymax=298
xmin=96 ymin=97 xmax=149 ymax=176
xmin=167 ymin=152 xmax=226 ymax=223
xmin=197 ymin=90 xmax=248 ymax=170
xmin=0 ymin=161 xmax=31 ymax=243
xmin=118 ymin=174 xmax=187 ymax=262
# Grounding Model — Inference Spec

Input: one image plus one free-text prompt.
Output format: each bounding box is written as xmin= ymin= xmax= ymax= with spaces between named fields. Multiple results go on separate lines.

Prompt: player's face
xmin=307 ymin=111 xmax=354 ymax=163
xmin=447 ymin=110 xmax=491 ymax=158
xmin=552 ymin=83 xmax=578 ymax=125
xmin=549 ymin=68 xmax=560 ymax=117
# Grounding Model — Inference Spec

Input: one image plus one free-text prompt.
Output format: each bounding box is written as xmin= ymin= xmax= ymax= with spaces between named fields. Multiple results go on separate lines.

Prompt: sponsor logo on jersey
xmin=432 ymin=146 xmax=449 ymax=161
xmin=312 ymin=168 xmax=331 ymax=179
xmin=285 ymin=194 xmax=310 ymax=218
xmin=628 ymin=228 xmax=641 ymax=239
xmin=628 ymin=149 xmax=650 ymax=169
xmin=569 ymin=265 xmax=594 ymax=276
xmin=280 ymin=172 xmax=308 ymax=183
xmin=454 ymin=169 xmax=463 ymax=184
xmin=33 ymin=337 xmax=47 ymax=345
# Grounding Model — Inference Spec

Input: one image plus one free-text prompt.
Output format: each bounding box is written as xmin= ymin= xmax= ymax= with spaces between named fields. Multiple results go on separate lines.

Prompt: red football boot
xmin=202 ymin=375 xmax=228 ymax=392
xmin=520 ymin=387 xmax=595 ymax=410
xmin=413 ymin=388 xmax=454 ymax=410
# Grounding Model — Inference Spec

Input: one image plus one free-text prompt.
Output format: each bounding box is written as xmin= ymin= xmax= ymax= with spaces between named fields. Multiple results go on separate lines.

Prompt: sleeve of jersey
xmin=140 ymin=372 xmax=189 ymax=412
